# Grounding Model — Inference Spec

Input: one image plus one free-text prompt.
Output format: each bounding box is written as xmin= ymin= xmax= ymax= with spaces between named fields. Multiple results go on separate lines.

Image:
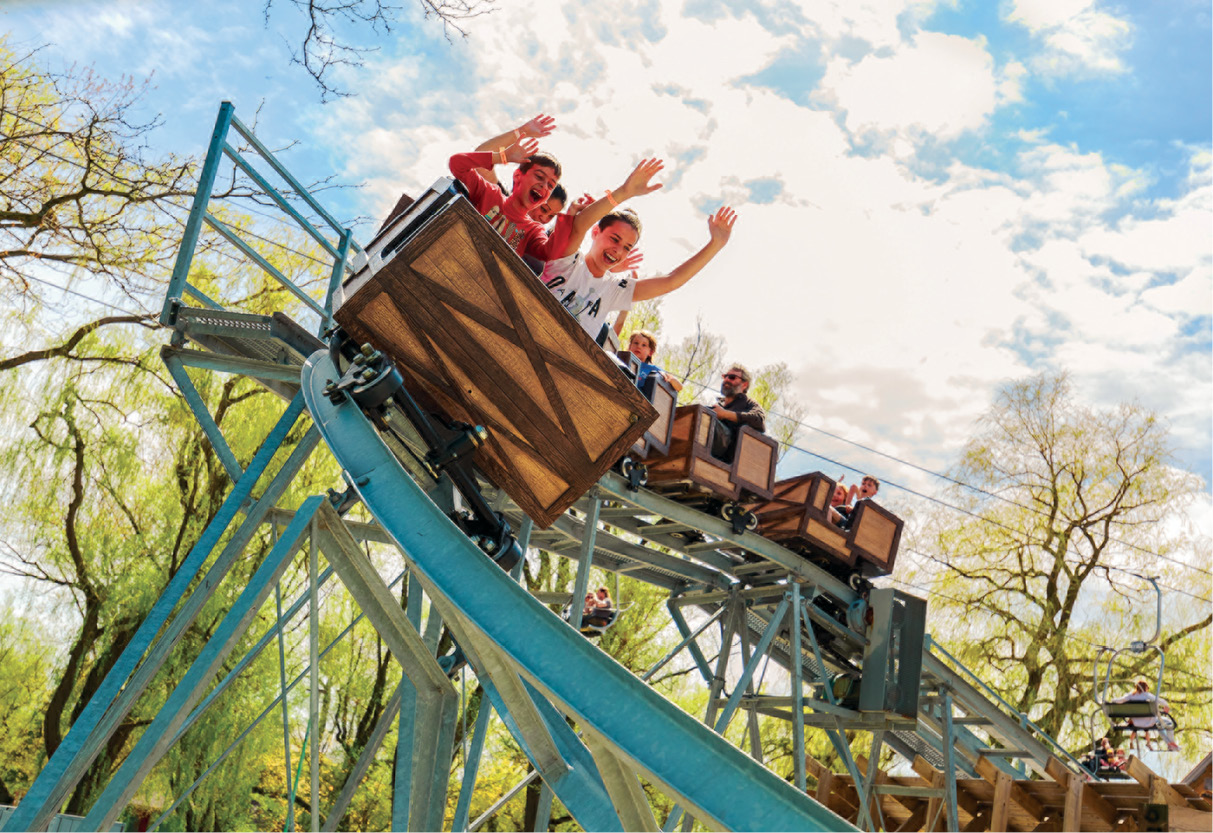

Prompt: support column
xmin=789 ymin=583 xmax=806 ymax=792
xmin=568 ymin=495 xmax=601 ymax=631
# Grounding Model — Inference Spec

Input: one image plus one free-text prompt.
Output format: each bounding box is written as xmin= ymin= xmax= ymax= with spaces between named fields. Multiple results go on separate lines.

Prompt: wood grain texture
xmin=336 ymin=198 xmax=656 ymax=527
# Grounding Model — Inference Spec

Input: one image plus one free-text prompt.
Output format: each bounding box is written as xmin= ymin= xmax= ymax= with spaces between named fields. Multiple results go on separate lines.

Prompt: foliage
xmin=910 ymin=371 xmax=1211 ymax=752
xmin=0 ymin=40 xmax=194 ymax=303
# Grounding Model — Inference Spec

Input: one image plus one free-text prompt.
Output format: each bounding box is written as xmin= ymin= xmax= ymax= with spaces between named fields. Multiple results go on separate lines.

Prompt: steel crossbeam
xmin=4 ymin=398 xmax=316 ymax=833
xmin=301 ymin=351 xmax=855 ymax=831
xmin=82 ymin=496 xmax=327 ymax=829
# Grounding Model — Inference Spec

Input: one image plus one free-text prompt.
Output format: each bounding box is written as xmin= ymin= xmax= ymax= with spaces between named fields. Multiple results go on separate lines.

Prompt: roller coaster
xmin=2 ymin=102 xmax=1208 ymax=833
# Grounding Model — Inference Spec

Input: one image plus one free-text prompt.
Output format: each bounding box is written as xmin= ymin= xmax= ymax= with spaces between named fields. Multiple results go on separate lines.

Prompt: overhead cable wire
xmin=669 ymin=376 xmax=1210 ymax=601
xmin=17 ymin=273 xmax=151 ymax=317
xmin=676 ymin=374 xmax=1210 ymax=577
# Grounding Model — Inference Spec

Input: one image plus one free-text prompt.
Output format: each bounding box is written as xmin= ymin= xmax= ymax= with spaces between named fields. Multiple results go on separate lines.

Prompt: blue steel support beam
xmin=532 ymin=785 xmax=554 ymax=832
xmin=423 ymin=586 xmax=623 ymax=832
xmin=324 ymin=681 xmax=404 ymax=833
xmin=173 ymin=564 xmax=335 ymax=744
xmin=82 ymin=496 xmax=328 ymax=830
xmin=147 ymin=569 xmax=408 ymax=832
xmin=801 ymin=597 xmax=876 ymax=831
xmin=228 ymin=114 xmax=361 ymax=251
xmin=162 ymin=350 xmax=244 ymax=482
xmin=641 ymin=607 xmax=725 ymax=684
xmin=220 ymin=142 xmax=342 ymax=261
xmin=941 ymin=692 xmax=959 ymax=832
xmin=789 ymin=584 xmax=807 ymax=792
xmin=714 ymin=596 xmax=790 ymax=735
xmin=162 ymin=102 xmax=234 ymax=325
xmin=735 ymin=609 xmax=765 ymax=762
xmin=568 ymin=495 xmax=601 ymax=632
xmin=173 ymin=562 xmax=334 ymax=746
xmin=452 ymin=694 xmax=494 ymax=831
xmin=274 ymin=581 xmax=298 ymax=833
xmin=393 ymin=678 xmax=419 ymax=831
xmin=302 ymin=351 xmax=853 ymax=830
xmin=312 ymin=507 xmax=457 ymax=832
xmin=666 ymin=601 xmax=715 ymax=685
xmin=203 ymin=213 xmax=327 ymax=319
xmin=324 ymin=231 xmax=352 ymax=327
xmin=309 ymin=518 xmax=321 ymax=833
xmin=4 ymin=396 xmax=312 ymax=833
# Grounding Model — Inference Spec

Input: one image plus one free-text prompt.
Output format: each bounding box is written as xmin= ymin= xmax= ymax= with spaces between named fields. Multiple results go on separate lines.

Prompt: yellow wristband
xmin=605 ymin=189 xmax=618 ymax=207
xmin=497 ymin=147 xmax=507 ymax=165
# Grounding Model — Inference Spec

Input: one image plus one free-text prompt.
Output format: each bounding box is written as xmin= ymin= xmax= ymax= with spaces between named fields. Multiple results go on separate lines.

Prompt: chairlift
xmin=562 ymin=602 xmax=629 ymax=638
xmin=1090 ymin=575 xmax=1180 ymax=759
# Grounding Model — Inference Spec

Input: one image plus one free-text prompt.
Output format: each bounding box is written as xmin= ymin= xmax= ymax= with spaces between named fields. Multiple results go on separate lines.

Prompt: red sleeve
xmin=448 ymin=152 xmax=497 ymax=214
xmin=523 ymin=212 xmax=574 ymax=263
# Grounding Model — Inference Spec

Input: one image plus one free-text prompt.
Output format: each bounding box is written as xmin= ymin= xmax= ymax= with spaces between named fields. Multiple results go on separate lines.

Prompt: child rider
xmin=541 ymin=205 xmax=737 ymax=343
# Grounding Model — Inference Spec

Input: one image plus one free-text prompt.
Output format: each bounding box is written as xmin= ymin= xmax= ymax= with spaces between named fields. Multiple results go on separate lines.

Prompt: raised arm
xmin=632 ymin=206 xmax=736 ymax=302
xmin=472 ymin=114 xmax=557 ymax=184
xmin=559 ymin=158 xmax=665 ymax=257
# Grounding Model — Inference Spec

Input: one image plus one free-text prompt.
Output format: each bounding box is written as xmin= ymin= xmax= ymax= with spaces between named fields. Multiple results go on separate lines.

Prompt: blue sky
xmin=2 ymin=0 xmax=1210 ymax=510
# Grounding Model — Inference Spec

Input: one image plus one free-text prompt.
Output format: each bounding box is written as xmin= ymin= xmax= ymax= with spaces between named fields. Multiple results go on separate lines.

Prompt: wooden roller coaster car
xmin=746 ymin=472 xmax=903 ymax=579
xmin=334 ymin=179 xmax=657 ymax=527
xmin=643 ymin=405 xmax=778 ymax=512
xmin=615 ymin=351 xmax=678 ymax=460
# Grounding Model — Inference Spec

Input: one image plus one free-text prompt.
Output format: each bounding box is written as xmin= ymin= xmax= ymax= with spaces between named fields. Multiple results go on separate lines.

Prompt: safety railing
xmin=160 ymin=101 xmax=361 ymax=334
xmin=926 ymin=635 xmax=1089 ymax=776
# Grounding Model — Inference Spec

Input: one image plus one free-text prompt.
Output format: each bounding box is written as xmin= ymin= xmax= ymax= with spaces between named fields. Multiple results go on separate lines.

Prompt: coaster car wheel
xmin=618 ymin=456 xmax=648 ymax=490
xmin=720 ymin=502 xmax=758 ymax=535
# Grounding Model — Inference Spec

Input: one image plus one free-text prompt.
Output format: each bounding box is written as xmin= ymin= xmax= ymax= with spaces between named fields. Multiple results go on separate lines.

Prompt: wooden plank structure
xmin=806 ymin=753 xmax=1212 ymax=832
xmin=335 ymin=186 xmax=657 ymax=527
xmin=615 ymin=351 xmax=678 ymax=459
xmin=747 ymin=471 xmax=904 ymax=578
xmin=643 ymin=404 xmax=779 ymax=504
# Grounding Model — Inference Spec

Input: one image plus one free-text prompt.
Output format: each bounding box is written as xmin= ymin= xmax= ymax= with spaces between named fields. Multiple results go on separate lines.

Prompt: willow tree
xmin=913 ymin=372 xmax=1211 ymax=750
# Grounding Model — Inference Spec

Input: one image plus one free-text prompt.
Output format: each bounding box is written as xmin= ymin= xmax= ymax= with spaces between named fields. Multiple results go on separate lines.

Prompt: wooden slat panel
xmin=336 ymin=198 xmax=656 ymax=527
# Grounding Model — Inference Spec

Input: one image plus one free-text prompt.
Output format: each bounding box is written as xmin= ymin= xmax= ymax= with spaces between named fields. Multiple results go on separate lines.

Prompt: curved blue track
xmin=301 ymin=351 xmax=854 ymax=832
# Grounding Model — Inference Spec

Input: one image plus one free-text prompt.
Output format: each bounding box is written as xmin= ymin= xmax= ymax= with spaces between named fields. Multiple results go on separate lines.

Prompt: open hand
xmin=567 ymin=192 xmax=594 ymax=218
xmin=707 ymin=206 xmax=737 ymax=246
xmin=520 ymin=113 xmax=556 ymax=139
xmin=621 ymin=158 xmax=665 ymax=199
xmin=504 ymin=137 xmax=540 ymax=164
xmin=609 ymin=249 xmax=644 ymax=274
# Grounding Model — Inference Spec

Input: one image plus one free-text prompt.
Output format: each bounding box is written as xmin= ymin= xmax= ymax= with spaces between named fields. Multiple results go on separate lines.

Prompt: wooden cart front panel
xmin=335 ymin=199 xmax=656 ymax=527
xmin=849 ymin=501 xmax=903 ymax=576
xmin=732 ymin=427 xmax=777 ymax=501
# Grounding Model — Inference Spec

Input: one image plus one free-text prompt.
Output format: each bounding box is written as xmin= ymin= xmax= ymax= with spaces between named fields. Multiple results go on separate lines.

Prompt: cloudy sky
xmin=4 ymin=0 xmax=1211 ymax=507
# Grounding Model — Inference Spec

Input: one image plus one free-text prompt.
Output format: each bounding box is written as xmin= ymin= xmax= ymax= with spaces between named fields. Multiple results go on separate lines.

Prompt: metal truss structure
xmin=7 ymin=102 xmax=1202 ymax=833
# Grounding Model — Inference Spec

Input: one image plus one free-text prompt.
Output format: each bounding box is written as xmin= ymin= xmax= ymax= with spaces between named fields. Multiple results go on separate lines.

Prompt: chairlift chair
xmin=1091 ymin=576 xmax=1179 ymax=759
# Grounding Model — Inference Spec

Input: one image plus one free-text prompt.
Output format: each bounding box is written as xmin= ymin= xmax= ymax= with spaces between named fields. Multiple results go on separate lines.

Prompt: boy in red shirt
xmin=449 ymin=122 xmax=664 ymax=264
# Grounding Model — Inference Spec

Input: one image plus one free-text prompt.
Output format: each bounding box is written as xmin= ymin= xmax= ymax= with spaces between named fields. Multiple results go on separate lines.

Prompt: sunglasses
xmin=722 ymin=373 xmax=743 ymax=381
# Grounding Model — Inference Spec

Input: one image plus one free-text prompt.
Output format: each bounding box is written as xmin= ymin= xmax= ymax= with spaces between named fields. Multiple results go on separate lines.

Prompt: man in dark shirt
xmin=709 ymin=363 xmax=766 ymax=462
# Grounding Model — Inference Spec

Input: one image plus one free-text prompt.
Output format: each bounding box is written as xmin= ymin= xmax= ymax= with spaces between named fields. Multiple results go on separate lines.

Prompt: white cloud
xmin=1005 ymin=0 xmax=1132 ymax=76
xmin=819 ymin=31 xmax=1001 ymax=140
xmin=312 ymin=0 xmax=1208 ymax=491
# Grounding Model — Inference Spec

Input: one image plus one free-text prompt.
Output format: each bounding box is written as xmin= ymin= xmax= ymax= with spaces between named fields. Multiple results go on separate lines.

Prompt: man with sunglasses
xmin=709 ymin=364 xmax=766 ymax=462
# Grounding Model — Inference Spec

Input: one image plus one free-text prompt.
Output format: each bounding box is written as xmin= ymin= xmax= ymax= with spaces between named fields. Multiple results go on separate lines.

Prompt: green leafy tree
xmin=910 ymin=371 xmax=1211 ymax=751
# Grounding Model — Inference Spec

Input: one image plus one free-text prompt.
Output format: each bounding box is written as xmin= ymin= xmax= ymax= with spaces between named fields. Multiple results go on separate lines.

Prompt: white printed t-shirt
xmin=541 ymin=253 xmax=636 ymax=339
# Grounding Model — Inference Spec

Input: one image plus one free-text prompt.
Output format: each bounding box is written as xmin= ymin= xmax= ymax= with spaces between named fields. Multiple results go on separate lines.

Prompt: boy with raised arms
xmin=450 ymin=114 xmax=664 ymax=263
xmin=541 ymin=206 xmax=737 ymax=341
